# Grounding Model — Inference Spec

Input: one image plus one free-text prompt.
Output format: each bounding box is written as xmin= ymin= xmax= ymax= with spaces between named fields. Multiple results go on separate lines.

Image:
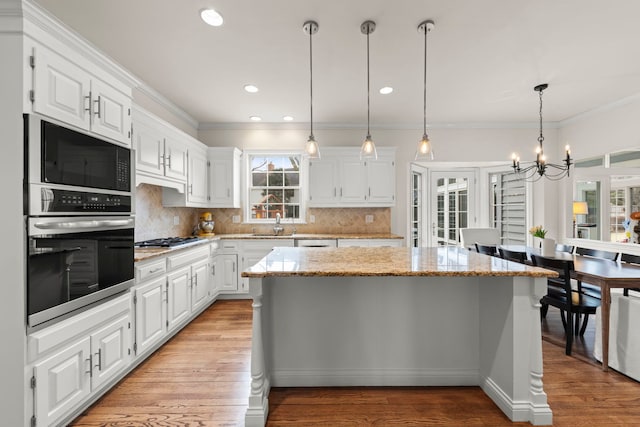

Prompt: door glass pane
xmin=434 ymin=177 xmax=469 ymax=246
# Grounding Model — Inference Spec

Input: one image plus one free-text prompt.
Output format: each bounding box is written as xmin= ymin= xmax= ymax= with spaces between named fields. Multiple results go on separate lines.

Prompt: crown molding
xmin=135 ymin=82 xmax=199 ymax=130
xmin=559 ymin=91 xmax=640 ymax=126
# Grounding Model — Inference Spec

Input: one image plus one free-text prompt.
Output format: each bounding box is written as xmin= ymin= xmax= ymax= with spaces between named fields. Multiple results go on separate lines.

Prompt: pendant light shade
xmin=360 ymin=20 xmax=377 ymax=160
xmin=303 ymin=20 xmax=320 ymax=159
xmin=415 ymin=20 xmax=435 ymax=161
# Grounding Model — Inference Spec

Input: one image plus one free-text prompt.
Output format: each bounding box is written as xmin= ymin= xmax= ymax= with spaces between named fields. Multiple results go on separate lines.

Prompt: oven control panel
xmin=41 ymin=188 xmax=132 ymax=213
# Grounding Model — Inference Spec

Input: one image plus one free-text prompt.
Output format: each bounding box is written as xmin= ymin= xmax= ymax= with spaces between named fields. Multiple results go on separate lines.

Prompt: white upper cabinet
xmin=30 ymin=44 xmax=132 ymax=146
xmin=208 ymin=147 xmax=242 ymax=208
xmin=187 ymin=145 xmax=209 ymax=205
xmin=163 ymin=132 xmax=189 ymax=182
xmin=308 ymin=147 xmax=396 ymax=207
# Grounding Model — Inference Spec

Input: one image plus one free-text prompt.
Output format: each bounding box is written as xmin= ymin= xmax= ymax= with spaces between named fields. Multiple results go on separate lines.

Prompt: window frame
xmin=243 ymin=150 xmax=308 ymax=224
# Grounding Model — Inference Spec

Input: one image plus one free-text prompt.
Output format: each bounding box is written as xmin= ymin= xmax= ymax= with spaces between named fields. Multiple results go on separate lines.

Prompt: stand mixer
xmin=196 ymin=212 xmax=215 ymax=237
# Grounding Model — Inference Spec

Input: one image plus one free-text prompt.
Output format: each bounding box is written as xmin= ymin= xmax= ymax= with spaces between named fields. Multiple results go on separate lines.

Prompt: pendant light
xmin=303 ymin=21 xmax=320 ymax=159
xmin=415 ymin=20 xmax=435 ymax=161
xmin=360 ymin=20 xmax=377 ymax=160
xmin=511 ymin=83 xmax=573 ymax=181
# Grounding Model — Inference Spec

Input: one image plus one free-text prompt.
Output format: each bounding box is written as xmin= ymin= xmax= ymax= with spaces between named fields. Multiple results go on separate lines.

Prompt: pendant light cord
xmin=309 ymin=26 xmax=314 ymax=138
xmin=366 ymin=28 xmax=371 ymax=137
xmin=423 ymin=25 xmax=428 ymax=135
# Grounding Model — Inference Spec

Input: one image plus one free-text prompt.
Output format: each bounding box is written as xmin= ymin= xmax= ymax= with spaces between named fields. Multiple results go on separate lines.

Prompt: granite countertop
xmin=216 ymin=233 xmax=403 ymax=240
xmin=242 ymin=246 xmax=558 ymax=278
xmin=134 ymin=233 xmax=404 ymax=262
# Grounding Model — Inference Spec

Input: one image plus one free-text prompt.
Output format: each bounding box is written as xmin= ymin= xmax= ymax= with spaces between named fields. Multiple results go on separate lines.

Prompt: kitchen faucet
xmin=273 ymin=212 xmax=284 ymax=235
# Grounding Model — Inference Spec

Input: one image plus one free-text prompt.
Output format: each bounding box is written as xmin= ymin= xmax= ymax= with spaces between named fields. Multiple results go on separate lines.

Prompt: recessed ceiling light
xmin=200 ymin=9 xmax=224 ymax=27
xmin=283 ymin=116 xmax=294 ymax=121
xmin=250 ymin=116 xmax=262 ymax=121
xmin=244 ymin=84 xmax=259 ymax=93
xmin=379 ymin=86 xmax=393 ymax=95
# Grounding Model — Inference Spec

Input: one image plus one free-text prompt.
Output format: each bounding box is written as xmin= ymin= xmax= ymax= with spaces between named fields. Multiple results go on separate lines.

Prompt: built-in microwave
xmin=24 ymin=114 xmax=133 ymax=216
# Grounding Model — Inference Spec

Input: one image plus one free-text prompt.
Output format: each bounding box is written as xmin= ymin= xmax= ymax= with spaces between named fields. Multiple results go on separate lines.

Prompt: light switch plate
xmin=173 ymin=216 xmax=180 ymax=225
xmin=365 ymin=215 xmax=374 ymax=224
xmin=232 ymin=215 xmax=240 ymax=223
xmin=309 ymin=215 xmax=316 ymax=223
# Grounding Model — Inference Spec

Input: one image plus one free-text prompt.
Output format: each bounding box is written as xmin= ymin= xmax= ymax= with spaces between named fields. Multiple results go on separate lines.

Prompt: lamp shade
xmin=573 ymin=201 xmax=588 ymax=215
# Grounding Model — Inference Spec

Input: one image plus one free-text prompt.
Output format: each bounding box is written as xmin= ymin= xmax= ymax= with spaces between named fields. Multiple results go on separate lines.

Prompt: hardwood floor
xmin=70 ymin=300 xmax=640 ymax=426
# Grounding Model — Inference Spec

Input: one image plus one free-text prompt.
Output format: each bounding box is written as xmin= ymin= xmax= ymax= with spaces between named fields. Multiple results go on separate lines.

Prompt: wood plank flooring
xmin=70 ymin=300 xmax=640 ymax=426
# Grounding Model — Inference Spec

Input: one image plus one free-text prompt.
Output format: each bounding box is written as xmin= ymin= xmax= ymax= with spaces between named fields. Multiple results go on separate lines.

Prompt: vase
xmin=541 ymin=238 xmax=556 ymax=257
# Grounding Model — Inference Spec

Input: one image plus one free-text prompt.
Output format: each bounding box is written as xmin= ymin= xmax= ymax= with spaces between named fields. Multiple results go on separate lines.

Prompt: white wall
xmin=199 ymin=125 xmax=561 ymax=238
xmin=0 ymin=1 xmax=27 ymax=424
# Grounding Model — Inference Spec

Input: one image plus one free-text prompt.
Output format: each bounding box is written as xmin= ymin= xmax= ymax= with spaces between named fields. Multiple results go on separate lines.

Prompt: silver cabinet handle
xmin=94 ymin=349 xmax=102 ymax=371
xmin=232 ymin=262 xmax=236 ymax=273
xmin=211 ymin=265 xmax=216 ymax=276
xmin=85 ymin=355 xmax=93 ymax=376
xmin=94 ymin=95 xmax=101 ymax=118
xmin=148 ymin=266 xmax=163 ymax=274
xmin=334 ymin=188 xmax=336 ymax=197
xmin=159 ymin=153 xmax=165 ymax=167
xmin=84 ymin=92 xmax=92 ymax=114
xmin=189 ymin=184 xmax=193 ymax=195
xmin=166 ymin=153 xmax=172 ymax=169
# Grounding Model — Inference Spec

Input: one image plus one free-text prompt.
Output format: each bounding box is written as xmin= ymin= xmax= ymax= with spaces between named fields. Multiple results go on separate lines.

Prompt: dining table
xmin=501 ymin=245 xmax=640 ymax=371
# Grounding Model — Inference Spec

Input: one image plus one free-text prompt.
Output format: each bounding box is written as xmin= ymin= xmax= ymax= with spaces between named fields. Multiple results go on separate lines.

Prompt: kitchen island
xmin=242 ymin=246 xmax=556 ymax=426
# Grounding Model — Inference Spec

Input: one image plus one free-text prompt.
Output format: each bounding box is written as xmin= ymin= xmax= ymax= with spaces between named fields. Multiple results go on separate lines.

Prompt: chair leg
xmin=579 ymin=313 xmax=590 ymax=336
xmin=566 ymin=312 xmax=574 ymax=356
xmin=541 ymin=303 xmax=549 ymax=319
xmin=574 ymin=313 xmax=581 ymax=336
xmin=559 ymin=310 xmax=567 ymax=332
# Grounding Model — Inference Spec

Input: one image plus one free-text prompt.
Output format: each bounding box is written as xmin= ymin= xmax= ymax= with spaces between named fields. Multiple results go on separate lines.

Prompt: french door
xmin=429 ymin=171 xmax=476 ymax=246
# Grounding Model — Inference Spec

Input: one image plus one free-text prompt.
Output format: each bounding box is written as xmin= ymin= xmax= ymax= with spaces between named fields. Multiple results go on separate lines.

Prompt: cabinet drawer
xmin=166 ymin=245 xmax=209 ymax=270
xmin=28 ymin=292 xmax=131 ymax=362
xmin=135 ymin=258 xmax=167 ymax=282
xmin=219 ymin=240 xmax=240 ymax=251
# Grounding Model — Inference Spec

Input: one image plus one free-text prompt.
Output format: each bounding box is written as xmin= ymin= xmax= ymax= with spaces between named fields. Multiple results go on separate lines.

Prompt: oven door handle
xmin=33 ymin=218 xmax=135 ymax=230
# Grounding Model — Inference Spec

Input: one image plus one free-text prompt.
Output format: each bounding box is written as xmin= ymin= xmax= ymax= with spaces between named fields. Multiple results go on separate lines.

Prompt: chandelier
xmin=511 ymin=83 xmax=572 ymax=181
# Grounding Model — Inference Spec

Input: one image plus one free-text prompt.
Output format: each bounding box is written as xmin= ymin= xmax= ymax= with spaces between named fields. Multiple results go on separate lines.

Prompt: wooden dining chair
xmin=531 ymin=254 xmax=601 ymax=355
xmin=475 ymin=243 xmax=498 ymax=256
xmin=555 ymin=244 xmax=574 ymax=254
xmin=498 ymin=247 xmax=527 ymax=264
xmin=620 ymin=253 xmax=640 ymax=296
xmin=575 ymin=247 xmax=619 ymax=261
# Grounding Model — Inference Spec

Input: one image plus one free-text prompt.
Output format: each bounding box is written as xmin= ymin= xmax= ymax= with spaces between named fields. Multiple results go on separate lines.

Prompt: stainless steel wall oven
xmin=24 ymin=114 xmax=135 ymax=328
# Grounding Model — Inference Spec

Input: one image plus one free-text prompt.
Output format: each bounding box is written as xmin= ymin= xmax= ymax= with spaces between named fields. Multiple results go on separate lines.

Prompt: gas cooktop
xmin=135 ymin=236 xmax=203 ymax=248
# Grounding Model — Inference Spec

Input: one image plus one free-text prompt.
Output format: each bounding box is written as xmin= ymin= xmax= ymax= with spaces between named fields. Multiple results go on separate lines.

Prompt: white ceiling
xmin=33 ymin=0 xmax=640 ymax=128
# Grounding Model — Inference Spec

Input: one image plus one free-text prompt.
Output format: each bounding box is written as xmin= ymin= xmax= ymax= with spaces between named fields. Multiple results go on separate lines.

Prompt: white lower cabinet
xmin=166 ymin=266 xmax=192 ymax=332
xmin=29 ymin=293 xmax=132 ymax=427
xmin=215 ymin=253 xmax=238 ymax=292
xmin=134 ymin=275 xmax=167 ymax=356
xmin=191 ymin=258 xmax=211 ymax=312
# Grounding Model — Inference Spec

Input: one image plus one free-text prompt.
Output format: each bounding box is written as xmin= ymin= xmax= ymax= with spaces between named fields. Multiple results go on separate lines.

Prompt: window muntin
xmin=248 ymin=155 xmax=301 ymax=220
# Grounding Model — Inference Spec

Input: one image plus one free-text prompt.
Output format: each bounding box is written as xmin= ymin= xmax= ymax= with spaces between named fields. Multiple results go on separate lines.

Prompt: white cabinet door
xmin=219 ymin=254 xmax=238 ymax=292
xmin=308 ymin=158 xmax=339 ymax=206
xmin=210 ymin=255 xmax=220 ymax=296
xmin=337 ymin=239 xmax=370 ymax=247
xmin=208 ymin=147 xmax=241 ymax=208
xmin=340 ymin=158 xmax=367 ymax=203
xmin=164 ymin=135 xmax=188 ymax=182
xmin=32 ymin=46 xmax=91 ymax=131
xmin=188 ymin=149 xmax=209 ymax=205
xmin=134 ymin=118 xmax=164 ymax=176
xmin=135 ymin=276 xmax=167 ymax=356
xmin=90 ymin=79 xmax=131 ymax=145
xmin=367 ymin=158 xmax=395 ymax=204
xmin=191 ymin=258 xmax=210 ymax=312
xmin=90 ymin=314 xmax=131 ymax=390
xmin=34 ymin=337 xmax=91 ymax=427
xmin=167 ymin=267 xmax=191 ymax=331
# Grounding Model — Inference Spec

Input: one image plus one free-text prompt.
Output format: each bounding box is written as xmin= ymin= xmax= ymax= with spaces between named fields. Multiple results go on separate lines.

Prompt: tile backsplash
xmin=135 ymin=184 xmax=201 ymax=241
xmin=135 ymin=184 xmax=391 ymax=240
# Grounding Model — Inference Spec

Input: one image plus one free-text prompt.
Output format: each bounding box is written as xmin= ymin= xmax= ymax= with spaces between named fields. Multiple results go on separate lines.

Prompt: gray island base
xmin=242 ymin=247 xmax=556 ymax=426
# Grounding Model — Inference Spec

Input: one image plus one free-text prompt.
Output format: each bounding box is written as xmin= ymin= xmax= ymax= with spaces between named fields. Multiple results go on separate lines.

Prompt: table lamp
xmin=573 ymin=201 xmax=589 ymax=238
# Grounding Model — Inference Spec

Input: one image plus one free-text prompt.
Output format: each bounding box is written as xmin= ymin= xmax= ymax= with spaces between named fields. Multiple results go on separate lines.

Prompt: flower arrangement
xmin=529 ymin=225 xmax=547 ymax=239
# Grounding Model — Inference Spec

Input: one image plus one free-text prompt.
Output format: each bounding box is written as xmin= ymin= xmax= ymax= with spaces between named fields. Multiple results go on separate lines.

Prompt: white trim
xmin=559 ymin=91 xmax=640 ymax=127
xmin=136 ymin=81 xmax=199 ymax=130
xmin=481 ymin=376 xmax=553 ymax=425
